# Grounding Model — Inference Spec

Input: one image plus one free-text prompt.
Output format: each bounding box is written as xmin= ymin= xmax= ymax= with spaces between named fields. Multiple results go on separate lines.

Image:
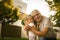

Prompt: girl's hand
xmin=24 ymin=25 xmax=30 ymax=31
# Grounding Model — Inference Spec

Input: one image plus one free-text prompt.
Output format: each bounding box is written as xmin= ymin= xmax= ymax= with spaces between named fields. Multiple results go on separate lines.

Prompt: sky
xmin=22 ymin=0 xmax=55 ymax=17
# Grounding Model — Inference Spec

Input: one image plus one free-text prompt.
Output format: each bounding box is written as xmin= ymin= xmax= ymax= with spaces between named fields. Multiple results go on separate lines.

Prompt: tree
xmin=45 ymin=0 xmax=60 ymax=27
xmin=0 ymin=0 xmax=20 ymax=38
xmin=0 ymin=0 xmax=19 ymax=24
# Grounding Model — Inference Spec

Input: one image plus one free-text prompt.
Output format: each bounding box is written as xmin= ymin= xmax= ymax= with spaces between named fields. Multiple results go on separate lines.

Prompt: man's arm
xmin=31 ymin=27 xmax=49 ymax=37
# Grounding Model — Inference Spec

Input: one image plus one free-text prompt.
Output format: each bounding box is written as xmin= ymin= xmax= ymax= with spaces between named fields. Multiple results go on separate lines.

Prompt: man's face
xmin=31 ymin=10 xmax=41 ymax=22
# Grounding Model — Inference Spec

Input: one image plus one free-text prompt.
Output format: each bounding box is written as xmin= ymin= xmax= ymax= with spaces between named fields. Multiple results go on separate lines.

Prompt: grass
xmin=57 ymin=39 xmax=60 ymax=40
xmin=0 ymin=37 xmax=60 ymax=40
xmin=0 ymin=37 xmax=28 ymax=40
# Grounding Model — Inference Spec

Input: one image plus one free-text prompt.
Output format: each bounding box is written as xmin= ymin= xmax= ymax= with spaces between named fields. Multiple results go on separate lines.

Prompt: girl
xmin=25 ymin=15 xmax=37 ymax=40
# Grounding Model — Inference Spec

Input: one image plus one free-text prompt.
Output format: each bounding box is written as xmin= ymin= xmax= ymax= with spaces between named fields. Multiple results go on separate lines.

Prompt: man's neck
xmin=37 ymin=16 xmax=43 ymax=24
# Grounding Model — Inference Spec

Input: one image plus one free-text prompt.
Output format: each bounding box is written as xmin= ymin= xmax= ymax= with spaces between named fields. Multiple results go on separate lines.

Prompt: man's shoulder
xmin=42 ymin=15 xmax=49 ymax=20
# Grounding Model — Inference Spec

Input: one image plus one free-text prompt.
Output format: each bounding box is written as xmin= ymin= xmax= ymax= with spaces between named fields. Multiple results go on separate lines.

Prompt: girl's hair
xmin=26 ymin=15 xmax=37 ymax=26
xmin=22 ymin=15 xmax=37 ymax=26
xmin=21 ymin=15 xmax=32 ymax=25
xmin=26 ymin=15 xmax=33 ymax=19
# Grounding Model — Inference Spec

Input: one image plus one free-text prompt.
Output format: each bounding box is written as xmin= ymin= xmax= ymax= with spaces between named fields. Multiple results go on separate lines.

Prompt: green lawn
xmin=0 ymin=37 xmax=28 ymax=40
xmin=0 ymin=37 xmax=60 ymax=40
xmin=57 ymin=39 xmax=60 ymax=40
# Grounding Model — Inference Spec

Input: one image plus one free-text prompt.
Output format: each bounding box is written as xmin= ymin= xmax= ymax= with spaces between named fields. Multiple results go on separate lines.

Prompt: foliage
xmin=0 ymin=0 xmax=19 ymax=24
xmin=45 ymin=0 xmax=60 ymax=27
xmin=21 ymin=13 xmax=28 ymax=26
xmin=21 ymin=19 xmax=26 ymax=25
xmin=0 ymin=38 xmax=28 ymax=40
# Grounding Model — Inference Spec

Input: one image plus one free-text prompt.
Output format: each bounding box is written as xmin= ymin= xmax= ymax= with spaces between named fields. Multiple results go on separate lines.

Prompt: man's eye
xmin=33 ymin=14 xmax=39 ymax=17
xmin=37 ymin=14 xmax=39 ymax=15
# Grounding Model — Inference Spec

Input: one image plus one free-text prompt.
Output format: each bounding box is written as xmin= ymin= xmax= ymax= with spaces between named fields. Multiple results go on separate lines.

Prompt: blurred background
xmin=0 ymin=0 xmax=60 ymax=40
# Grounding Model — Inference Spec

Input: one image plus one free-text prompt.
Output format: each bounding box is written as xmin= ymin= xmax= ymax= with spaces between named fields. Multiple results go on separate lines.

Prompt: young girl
xmin=25 ymin=15 xmax=36 ymax=40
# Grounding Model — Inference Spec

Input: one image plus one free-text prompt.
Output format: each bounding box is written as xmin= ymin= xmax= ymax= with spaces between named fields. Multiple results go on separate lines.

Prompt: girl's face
xmin=27 ymin=16 xmax=34 ymax=23
xmin=28 ymin=16 xmax=33 ymax=22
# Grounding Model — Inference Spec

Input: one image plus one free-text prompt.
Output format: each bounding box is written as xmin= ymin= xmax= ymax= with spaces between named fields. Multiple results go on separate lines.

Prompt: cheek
xmin=34 ymin=17 xmax=41 ymax=21
xmin=34 ymin=16 xmax=39 ymax=20
xmin=34 ymin=18 xmax=37 ymax=21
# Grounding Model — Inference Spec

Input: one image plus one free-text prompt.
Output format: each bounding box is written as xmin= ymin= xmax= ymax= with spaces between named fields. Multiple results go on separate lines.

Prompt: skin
xmin=24 ymin=16 xmax=35 ymax=36
xmin=31 ymin=10 xmax=49 ymax=37
xmin=24 ymin=16 xmax=34 ymax=31
xmin=25 ymin=10 xmax=49 ymax=37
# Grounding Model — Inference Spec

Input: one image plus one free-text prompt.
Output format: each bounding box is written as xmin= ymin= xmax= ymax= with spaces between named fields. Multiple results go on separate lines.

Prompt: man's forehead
xmin=31 ymin=12 xmax=37 ymax=16
xmin=31 ymin=10 xmax=41 ymax=16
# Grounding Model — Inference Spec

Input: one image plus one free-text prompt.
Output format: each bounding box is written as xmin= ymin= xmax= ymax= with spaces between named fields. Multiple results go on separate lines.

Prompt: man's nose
xmin=35 ymin=15 xmax=38 ymax=18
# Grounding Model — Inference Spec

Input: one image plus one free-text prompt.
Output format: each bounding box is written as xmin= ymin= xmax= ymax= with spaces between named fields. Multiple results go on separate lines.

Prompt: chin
xmin=37 ymin=19 xmax=41 ymax=22
xmin=36 ymin=20 xmax=40 ymax=22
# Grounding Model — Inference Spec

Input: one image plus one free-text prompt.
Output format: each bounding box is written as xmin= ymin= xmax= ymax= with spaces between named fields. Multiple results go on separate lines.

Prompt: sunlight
xmin=24 ymin=0 xmax=55 ymax=17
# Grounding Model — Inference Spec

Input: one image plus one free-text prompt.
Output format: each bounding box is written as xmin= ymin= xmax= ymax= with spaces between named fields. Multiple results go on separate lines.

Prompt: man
xmin=24 ymin=10 xmax=57 ymax=40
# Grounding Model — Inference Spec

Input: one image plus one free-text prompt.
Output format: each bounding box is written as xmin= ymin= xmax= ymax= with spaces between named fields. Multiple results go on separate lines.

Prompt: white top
xmin=39 ymin=16 xmax=56 ymax=38
xmin=28 ymin=23 xmax=36 ymax=36
xmin=28 ymin=22 xmax=34 ymax=27
xmin=29 ymin=31 xmax=35 ymax=36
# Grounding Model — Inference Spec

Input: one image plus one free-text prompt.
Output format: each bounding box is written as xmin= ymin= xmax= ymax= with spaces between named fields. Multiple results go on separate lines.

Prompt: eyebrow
xmin=33 ymin=13 xmax=39 ymax=16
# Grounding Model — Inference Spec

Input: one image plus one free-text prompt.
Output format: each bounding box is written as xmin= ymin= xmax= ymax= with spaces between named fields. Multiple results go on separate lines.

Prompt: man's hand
xmin=30 ymin=26 xmax=37 ymax=32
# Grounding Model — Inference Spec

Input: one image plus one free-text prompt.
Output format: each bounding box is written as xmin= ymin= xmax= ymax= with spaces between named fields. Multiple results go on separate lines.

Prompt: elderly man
xmin=24 ymin=10 xmax=57 ymax=40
